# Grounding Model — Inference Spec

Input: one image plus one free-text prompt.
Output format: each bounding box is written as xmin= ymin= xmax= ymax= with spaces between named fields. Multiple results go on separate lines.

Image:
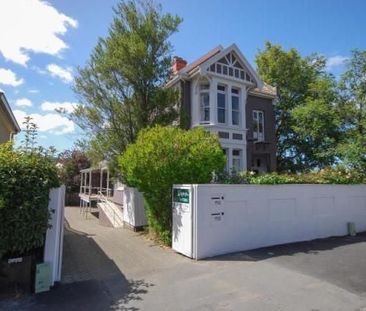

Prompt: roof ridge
xmin=179 ymin=45 xmax=223 ymax=74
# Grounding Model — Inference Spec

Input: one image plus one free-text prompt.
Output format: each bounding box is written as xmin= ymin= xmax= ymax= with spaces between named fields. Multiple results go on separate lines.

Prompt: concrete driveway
xmin=2 ymin=206 xmax=366 ymax=311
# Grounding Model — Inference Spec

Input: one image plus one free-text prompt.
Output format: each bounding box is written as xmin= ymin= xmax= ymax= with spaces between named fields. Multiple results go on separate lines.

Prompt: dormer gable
xmin=199 ymin=44 xmax=263 ymax=89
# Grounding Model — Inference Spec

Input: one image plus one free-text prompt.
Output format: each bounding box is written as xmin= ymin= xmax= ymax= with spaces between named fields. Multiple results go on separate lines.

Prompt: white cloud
xmin=14 ymin=109 xmax=75 ymax=135
xmin=28 ymin=89 xmax=39 ymax=94
xmin=41 ymin=101 xmax=78 ymax=113
xmin=0 ymin=0 xmax=77 ymax=66
xmin=0 ymin=68 xmax=24 ymax=86
xmin=15 ymin=98 xmax=32 ymax=107
xmin=326 ymin=55 xmax=349 ymax=70
xmin=46 ymin=64 xmax=73 ymax=83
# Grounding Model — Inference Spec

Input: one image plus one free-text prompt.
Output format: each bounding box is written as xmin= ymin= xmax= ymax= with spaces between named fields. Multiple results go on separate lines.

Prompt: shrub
xmin=119 ymin=126 xmax=226 ymax=244
xmin=0 ymin=143 xmax=60 ymax=258
xmin=215 ymin=167 xmax=365 ymax=185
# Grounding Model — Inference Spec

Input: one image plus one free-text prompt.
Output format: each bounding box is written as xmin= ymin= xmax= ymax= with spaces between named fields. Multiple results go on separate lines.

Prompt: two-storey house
xmin=166 ymin=44 xmax=277 ymax=172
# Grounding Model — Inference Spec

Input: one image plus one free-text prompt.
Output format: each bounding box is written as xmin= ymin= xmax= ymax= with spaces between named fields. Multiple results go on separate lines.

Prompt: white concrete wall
xmin=192 ymin=184 xmax=366 ymax=259
xmin=122 ymin=186 xmax=148 ymax=228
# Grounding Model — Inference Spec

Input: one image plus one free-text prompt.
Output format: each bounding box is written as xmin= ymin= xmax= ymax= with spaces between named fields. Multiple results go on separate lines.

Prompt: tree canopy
xmin=337 ymin=50 xmax=366 ymax=173
xmin=72 ymin=0 xmax=182 ymax=169
xmin=256 ymin=42 xmax=340 ymax=172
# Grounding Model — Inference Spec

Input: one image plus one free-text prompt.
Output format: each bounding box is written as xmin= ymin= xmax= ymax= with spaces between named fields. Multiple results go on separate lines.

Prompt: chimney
xmin=172 ymin=56 xmax=187 ymax=74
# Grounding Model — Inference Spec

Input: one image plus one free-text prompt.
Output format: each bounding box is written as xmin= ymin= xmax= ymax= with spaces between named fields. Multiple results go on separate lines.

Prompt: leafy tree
xmin=57 ymin=149 xmax=91 ymax=193
xmin=119 ymin=126 xmax=226 ymax=244
xmin=337 ymin=50 xmax=366 ymax=172
xmin=72 ymin=0 xmax=182 ymax=169
xmin=256 ymin=42 xmax=340 ymax=172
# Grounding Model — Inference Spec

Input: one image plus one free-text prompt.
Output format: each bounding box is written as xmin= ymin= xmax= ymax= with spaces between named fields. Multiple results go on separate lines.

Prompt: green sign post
xmin=173 ymin=188 xmax=190 ymax=204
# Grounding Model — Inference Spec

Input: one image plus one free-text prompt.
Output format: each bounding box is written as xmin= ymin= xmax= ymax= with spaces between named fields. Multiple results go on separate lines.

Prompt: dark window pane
xmin=223 ymin=66 xmax=228 ymax=75
xmin=232 ymin=111 xmax=239 ymax=125
xmin=240 ymin=71 xmax=245 ymax=80
xmin=229 ymin=67 xmax=233 ymax=76
xmin=235 ymin=69 xmax=239 ymax=78
xmin=217 ymin=64 xmax=222 ymax=74
xmin=246 ymin=73 xmax=251 ymax=81
xmin=232 ymin=149 xmax=240 ymax=156
xmin=231 ymin=88 xmax=239 ymax=94
xmin=218 ymin=109 xmax=225 ymax=123
xmin=218 ymin=132 xmax=230 ymax=139
xmin=218 ymin=57 xmax=228 ymax=64
xmin=204 ymin=108 xmax=210 ymax=121
xmin=217 ymin=85 xmax=226 ymax=92
xmin=217 ymin=93 xmax=226 ymax=108
xmin=234 ymin=62 xmax=243 ymax=69
xmin=210 ymin=64 xmax=215 ymax=72
xmin=232 ymin=133 xmax=243 ymax=140
xmin=232 ymin=96 xmax=239 ymax=110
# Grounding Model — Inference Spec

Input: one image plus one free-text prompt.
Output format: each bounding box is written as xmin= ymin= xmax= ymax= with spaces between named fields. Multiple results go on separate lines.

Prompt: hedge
xmin=0 ymin=143 xmax=60 ymax=258
xmin=214 ymin=167 xmax=365 ymax=185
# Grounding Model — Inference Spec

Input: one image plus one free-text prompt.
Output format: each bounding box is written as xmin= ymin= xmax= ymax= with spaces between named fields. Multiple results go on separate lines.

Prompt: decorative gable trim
xmin=199 ymin=44 xmax=263 ymax=89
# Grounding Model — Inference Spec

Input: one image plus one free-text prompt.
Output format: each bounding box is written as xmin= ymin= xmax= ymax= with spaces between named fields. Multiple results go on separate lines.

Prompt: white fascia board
xmin=0 ymin=92 xmax=21 ymax=132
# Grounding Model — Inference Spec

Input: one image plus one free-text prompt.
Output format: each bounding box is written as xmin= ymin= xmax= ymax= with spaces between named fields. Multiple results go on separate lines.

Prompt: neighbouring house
xmin=0 ymin=91 xmax=21 ymax=144
xmin=166 ymin=44 xmax=277 ymax=172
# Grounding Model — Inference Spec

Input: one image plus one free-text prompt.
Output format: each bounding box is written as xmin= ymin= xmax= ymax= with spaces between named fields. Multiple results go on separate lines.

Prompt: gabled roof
xmin=179 ymin=45 xmax=223 ymax=75
xmin=0 ymin=91 xmax=21 ymax=133
xmin=169 ymin=44 xmax=276 ymax=98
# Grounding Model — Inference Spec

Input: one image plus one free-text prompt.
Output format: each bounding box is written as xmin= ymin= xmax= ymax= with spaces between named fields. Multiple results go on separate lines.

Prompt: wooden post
xmin=89 ymin=170 xmax=92 ymax=196
xmin=100 ymin=168 xmax=103 ymax=196
xmin=107 ymin=169 xmax=110 ymax=198
xmin=84 ymin=172 xmax=87 ymax=194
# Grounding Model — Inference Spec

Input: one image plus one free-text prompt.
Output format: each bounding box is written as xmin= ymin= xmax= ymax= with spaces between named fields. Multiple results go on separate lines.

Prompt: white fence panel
xmin=172 ymin=184 xmax=366 ymax=259
xmin=44 ymin=185 xmax=65 ymax=285
xmin=122 ymin=186 xmax=148 ymax=229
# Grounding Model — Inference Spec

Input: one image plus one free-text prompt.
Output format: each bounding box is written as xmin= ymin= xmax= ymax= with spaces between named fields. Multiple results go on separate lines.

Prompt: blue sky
xmin=0 ymin=0 xmax=365 ymax=152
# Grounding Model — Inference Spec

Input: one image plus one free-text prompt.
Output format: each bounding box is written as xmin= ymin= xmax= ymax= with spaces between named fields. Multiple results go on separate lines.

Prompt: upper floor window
xmin=217 ymin=85 xmax=226 ymax=124
xmin=253 ymin=110 xmax=264 ymax=141
xmin=231 ymin=88 xmax=240 ymax=126
xmin=199 ymin=84 xmax=210 ymax=123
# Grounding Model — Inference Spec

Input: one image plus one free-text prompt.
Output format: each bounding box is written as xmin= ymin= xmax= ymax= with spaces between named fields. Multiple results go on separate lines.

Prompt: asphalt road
xmin=1 ymin=206 xmax=366 ymax=311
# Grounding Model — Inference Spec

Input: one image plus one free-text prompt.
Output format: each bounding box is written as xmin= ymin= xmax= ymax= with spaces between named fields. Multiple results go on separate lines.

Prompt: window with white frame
xmin=217 ymin=85 xmax=226 ymax=124
xmin=253 ymin=110 xmax=264 ymax=141
xmin=199 ymin=83 xmax=210 ymax=123
xmin=231 ymin=88 xmax=240 ymax=126
xmin=232 ymin=149 xmax=241 ymax=171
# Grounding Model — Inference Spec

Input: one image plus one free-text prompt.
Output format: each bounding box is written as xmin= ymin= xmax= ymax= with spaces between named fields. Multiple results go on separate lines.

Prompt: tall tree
xmin=72 ymin=0 xmax=182 ymax=169
xmin=256 ymin=42 xmax=340 ymax=172
xmin=337 ymin=49 xmax=366 ymax=172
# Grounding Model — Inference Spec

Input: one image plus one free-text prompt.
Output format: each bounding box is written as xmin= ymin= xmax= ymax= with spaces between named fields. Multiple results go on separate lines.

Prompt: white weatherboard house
xmin=167 ymin=44 xmax=277 ymax=173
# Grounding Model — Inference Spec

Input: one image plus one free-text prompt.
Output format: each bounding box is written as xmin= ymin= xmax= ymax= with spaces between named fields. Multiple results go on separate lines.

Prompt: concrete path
xmin=2 ymin=206 xmax=366 ymax=310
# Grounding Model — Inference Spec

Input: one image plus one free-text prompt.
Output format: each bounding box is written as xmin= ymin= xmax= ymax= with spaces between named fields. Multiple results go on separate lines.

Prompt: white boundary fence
xmin=44 ymin=186 xmax=65 ymax=285
xmin=172 ymin=184 xmax=366 ymax=259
